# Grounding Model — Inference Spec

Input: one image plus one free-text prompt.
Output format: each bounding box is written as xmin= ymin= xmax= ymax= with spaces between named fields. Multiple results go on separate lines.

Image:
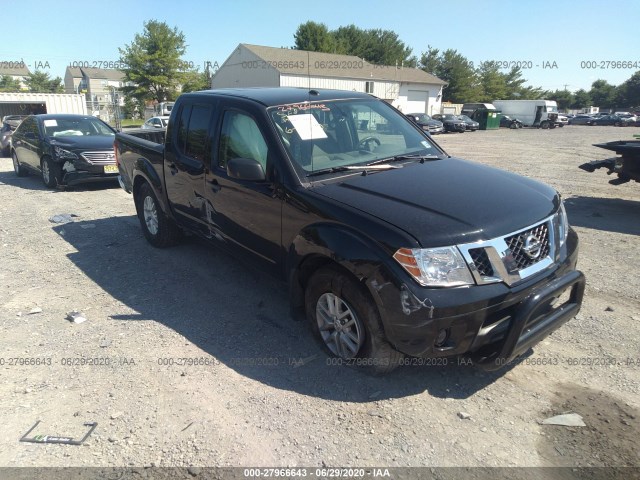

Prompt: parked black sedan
xmin=590 ymin=114 xmax=633 ymax=126
xmin=432 ymin=114 xmax=466 ymax=132
xmin=457 ymin=114 xmax=479 ymax=131
xmin=10 ymin=114 xmax=118 ymax=188
xmin=406 ymin=113 xmax=444 ymax=134
xmin=568 ymin=115 xmax=594 ymax=125
xmin=499 ymin=115 xmax=523 ymax=129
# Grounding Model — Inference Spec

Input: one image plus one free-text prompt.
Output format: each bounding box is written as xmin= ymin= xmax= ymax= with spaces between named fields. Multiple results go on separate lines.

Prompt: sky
xmin=1 ymin=0 xmax=639 ymax=93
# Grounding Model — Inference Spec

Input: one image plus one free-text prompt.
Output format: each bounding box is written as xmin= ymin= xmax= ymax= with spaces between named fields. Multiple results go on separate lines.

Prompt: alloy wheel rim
xmin=42 ymin=161 xmax=50 ymax=183
xmin=143 ymin=196 xmax=159 ymax=235
xmin=316 ymin=292 xmax=364 ymax=359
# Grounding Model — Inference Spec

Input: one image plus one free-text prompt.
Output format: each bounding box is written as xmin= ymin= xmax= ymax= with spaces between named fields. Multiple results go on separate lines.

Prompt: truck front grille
xmin=505 ymin=223 xmax=550 ymax=270
xmin=458 ymin=215 xmax=557 ymax=287
xmin=469 ymin=248 xmax=494 ymax=277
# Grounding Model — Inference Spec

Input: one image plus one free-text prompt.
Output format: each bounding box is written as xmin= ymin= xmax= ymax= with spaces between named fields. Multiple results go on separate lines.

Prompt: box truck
xmin=492 ymin=100 xmax=559 ymax=129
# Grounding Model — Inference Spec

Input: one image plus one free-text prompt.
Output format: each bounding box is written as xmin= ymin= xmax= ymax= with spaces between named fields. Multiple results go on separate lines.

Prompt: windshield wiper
xmin=366 ymin=154 xmax=441 ymax=166
xmin=306 ymin=164 xmax=400 ymax=177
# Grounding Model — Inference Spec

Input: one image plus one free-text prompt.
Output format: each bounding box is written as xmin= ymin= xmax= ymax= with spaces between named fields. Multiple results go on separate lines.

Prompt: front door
xmin=204 ymin=106 xmax=282 ymax=276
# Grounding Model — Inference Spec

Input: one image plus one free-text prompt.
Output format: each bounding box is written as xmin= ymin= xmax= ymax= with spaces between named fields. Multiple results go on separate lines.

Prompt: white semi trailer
xmin=492 ymin=100 xmax=559 ymax=128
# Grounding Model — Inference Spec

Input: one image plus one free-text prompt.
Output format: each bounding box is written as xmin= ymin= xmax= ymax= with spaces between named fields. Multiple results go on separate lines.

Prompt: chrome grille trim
xmin=458 ymin=215 xmax=557 ymax=287
xmin=80 ymin=151 xmax=116 ymax=165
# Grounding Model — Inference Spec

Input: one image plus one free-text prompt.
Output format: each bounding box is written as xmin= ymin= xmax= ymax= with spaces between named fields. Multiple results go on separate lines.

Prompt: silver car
xmin=142 ymin=116 xmax=170 ymax=129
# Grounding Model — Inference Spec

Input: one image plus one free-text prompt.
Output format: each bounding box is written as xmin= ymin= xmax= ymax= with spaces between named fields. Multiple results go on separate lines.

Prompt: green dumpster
xmin=474 ymin=108 xmax=500 ymax=130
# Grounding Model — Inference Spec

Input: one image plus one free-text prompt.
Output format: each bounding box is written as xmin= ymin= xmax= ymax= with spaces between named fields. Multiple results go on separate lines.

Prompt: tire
xmin=614 ymin=121 xmax=621 ymax=127
xmin=509 ymin=122 xmax=517 ymax=129
xmin=305 ymin=266 xmax=404 ymax=374
xmin=135 ymin=182 xmax=181 ymax=248
xmin=12 ymin=151 xmax=28 ymax=177
xmin=41 ymin=156 xmax=62 ymax=188
xmin=540 ymin=121 xmax=549 ymax=129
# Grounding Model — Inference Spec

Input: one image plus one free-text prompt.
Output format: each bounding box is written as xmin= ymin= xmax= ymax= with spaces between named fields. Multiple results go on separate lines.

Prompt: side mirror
xmin=227 ymin=157 xmax=266 ymax=181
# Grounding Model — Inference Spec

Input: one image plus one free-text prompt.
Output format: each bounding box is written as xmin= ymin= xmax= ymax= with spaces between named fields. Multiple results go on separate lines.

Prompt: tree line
xmin=0 ymin=71 xmax=64 ymax=93
xmin=293 ymin=21 xmax=640 ymax=109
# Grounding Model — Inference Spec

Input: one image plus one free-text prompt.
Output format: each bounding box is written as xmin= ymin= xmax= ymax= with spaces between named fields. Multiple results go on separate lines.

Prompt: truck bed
xmin=115 ymin=129 xmax=166 ymax=194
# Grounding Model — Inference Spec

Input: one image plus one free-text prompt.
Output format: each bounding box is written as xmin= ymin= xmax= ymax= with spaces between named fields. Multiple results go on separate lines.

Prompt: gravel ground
xmin=0 ymin=125 xmax=639 ymax=474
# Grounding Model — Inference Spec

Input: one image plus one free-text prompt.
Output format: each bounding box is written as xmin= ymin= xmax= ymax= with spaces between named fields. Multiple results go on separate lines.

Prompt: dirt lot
xmin=0 ymin=126 xmax=639 ymax=476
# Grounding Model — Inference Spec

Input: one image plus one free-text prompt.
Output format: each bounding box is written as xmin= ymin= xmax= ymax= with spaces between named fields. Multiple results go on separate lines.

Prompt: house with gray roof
xmin=212 ymin=44 xmax=446 ymax=115
xmin=0 ymin=63 xmax=31 ymax=89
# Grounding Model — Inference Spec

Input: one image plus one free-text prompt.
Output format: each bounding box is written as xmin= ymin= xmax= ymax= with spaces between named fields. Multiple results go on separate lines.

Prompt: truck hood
xmin=313 ymin=158 xmax=559 ymax=247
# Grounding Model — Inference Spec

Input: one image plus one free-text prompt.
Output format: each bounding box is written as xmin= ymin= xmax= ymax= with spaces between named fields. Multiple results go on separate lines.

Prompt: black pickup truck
xmin=115 ymin=88 xmax=585 ymax=373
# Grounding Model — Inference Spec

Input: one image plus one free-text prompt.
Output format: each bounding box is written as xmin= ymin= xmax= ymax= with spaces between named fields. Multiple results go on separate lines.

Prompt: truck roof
xmin=183 ymin=87 xmax=374 ymax=107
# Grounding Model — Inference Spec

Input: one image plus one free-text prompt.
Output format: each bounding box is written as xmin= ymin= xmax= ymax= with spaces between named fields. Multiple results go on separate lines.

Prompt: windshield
xmin=269 ymin=98 xmax=443 ymax=175
xmin=412 ymin=113 xmax=431 ymax=122
xmin=43 ymin=117 xmax=115 ymax=137
xmin=458 ymin=115 xmax=472 ymax=121
xmin=546 ymin=105 xmax=558 ymax=113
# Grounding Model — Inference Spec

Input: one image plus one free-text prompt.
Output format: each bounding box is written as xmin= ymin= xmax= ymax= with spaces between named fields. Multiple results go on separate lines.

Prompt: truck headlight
xmin=557 ymin=202 xmax=569 ymax=247
xmin=54 ymin=146 xmax=78 ymax=160
xmin=393 ymin=246 xmax=474 ymax=287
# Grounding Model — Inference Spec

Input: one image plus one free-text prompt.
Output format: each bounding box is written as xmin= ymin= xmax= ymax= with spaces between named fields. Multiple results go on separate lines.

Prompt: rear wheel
xmin=135 ymin=182 xmax=181 ymax=248
xmin=12 ymin=151 xmax=28 ymax=177
xmin=305 ymin=266 xmax=403 ymax=374
xmin=41 ymin=156 xmax=62 ymax=188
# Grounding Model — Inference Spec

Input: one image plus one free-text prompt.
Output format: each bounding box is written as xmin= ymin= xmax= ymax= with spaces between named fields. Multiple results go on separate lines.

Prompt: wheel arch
xmin=286 ymin=222 xmax=395 ymax=322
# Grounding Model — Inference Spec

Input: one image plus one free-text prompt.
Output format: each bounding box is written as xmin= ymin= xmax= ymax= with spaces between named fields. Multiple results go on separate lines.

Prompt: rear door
xmin=164 ymin=100 xmax=216 ymax=235
xmin=203 ymin=102 xmax=283 ymax=276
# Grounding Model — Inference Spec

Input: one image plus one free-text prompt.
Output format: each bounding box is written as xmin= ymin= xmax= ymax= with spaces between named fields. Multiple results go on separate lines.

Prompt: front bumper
xmin=368 ymin=229 xmax=584 ymax=367
xmin=62 ymin=170 xmax=119 ymax=186
xmin=59 ymin=156 xmax=119 ymax=186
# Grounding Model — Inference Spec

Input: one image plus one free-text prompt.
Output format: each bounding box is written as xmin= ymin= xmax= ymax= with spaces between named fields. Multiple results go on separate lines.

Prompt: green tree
xmin=24 ymin=71 xmax=64 ymax=93
xmin=476 ymin=61 xmax=508 ymax=102
xmin=119 ymin=20 xmax=188 ymax=104
xmin=181 ymin=69 xmax=210 ymax=93
xmin=615 ymin=71 xmax=640 ymax=107
xmin=545 ymin=89 xmax=574 ymax=111
xmin=589 ymin=80 xmax=616 ymax=108
xmin=504 ymin=67 xmax=543 ymax=100
xmin=418 ymin=47 xmax=480 ymax=103
xmin=0 ymin=75 xmax=22 ymax=92
xmin=293 ymin=22 xmax=413 ymax=66
xmin=571 ymin=89 xmax=592 ymax=109
xmin=294 ymin=21 xmax=338 ymax=52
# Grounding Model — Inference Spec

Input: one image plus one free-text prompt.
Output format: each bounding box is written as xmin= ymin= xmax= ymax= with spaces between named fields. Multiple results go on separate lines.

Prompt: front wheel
xmin=41 ymin=156 xmax=62 ymax=188
xmin=305 ymin=266 xmax=404 ymax=374
xmin=135 ymin=182 xmax=181 ymax=248
xmin=540 ymin=121 xmax=550 ymax=129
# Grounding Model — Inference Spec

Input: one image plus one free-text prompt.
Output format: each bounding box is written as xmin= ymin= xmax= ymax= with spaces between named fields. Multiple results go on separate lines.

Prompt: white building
xmin=0 ymin=92 xmax=87 ymax=118
xmin=212 ymin=44 xmax=446 ymax=115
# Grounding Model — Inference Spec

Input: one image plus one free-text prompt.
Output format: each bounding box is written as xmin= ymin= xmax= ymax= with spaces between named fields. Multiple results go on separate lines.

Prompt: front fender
xmin=286 ymin=222 xmax=403 ymax=326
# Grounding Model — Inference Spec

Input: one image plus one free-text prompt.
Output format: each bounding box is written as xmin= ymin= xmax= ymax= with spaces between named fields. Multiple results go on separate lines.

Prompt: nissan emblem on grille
xmin=523 ymin=234 xmax=542 ymax=259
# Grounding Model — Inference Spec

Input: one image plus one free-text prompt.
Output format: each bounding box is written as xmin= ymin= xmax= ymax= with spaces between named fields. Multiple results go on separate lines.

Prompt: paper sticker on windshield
xmin=421 ymin=141 xmax=431 ymax=149
xmin=286 ymin=114 xmax=328 ymax=140
xmin=43 ymin=119 xmax=58 ymax=127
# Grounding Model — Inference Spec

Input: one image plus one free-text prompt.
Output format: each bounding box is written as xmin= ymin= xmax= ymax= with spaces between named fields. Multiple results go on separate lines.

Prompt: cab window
xmin=218 ymin=111 xmax=268 ymax=171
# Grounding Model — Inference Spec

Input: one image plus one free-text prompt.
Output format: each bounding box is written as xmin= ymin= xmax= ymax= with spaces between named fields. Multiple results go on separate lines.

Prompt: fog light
xmin=435 ymin=328 xmax=449 ymax=347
